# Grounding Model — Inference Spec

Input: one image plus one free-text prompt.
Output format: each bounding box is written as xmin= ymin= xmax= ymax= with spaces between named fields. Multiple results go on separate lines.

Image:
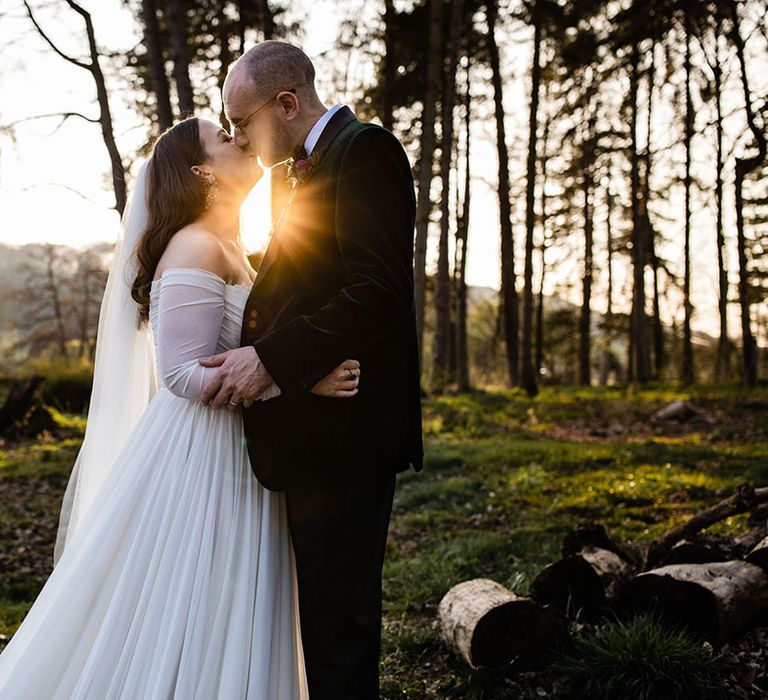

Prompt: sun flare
xmin=239 ymin=166 xmax=272 ymax=256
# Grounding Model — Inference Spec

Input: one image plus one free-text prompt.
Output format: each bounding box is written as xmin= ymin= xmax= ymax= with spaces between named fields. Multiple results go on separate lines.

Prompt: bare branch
xmin=0 ymin=112 xmax=99 ymax=136
xmin=22 ymin=0 xmax=90 ymax=70
xmin=17 ymin=182 xmax=102 ymax=206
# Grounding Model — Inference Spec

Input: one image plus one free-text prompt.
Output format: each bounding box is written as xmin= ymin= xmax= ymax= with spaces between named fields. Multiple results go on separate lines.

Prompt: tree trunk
xmin=600 ymin=183 xmax=615 ymax=385
xmin=24 ymin=1 xmax=126 ymax=214
xmin=166 ymin=0 xmax=195 ymax=115
xmin=628 ymin=35 xmax=650 ymax=383
xmin=682 ymin=23 xmax=695 ymax=385
xmin=455 ymin=68 xmax=471 ymax=392
xmin=487 ymin=0 xmax=518 ymax=387
xmin=217 ymin=14 xmax=233 ymax=132
xmin=381 ymin=0 xmax=396 ymax=131
xmin=644 ymin=44 xmax=664 ymax=380
xmin=535 ymin=85 xmax=551 ymax=378
xmin=713 ymin=19 xmax=729 ymax=381
xmin=438 ymin=578 xmax=568 ymax=669
xmin=256 ymin=0 xmax=275 ymax=39
xmin=141 ymin=0 xmax=173 ymax=130
xmin=521 ymin=13 xmax=541 ymax=397
xmin=431 ymin=0 xmax=461 ymax=393
xmin=579 ymin=110 xmax=595 ymax=387
xmin=727 ymin=0 xmax=765 ymax=387
xmin=413 ymin=0 xmax=442 ymax=362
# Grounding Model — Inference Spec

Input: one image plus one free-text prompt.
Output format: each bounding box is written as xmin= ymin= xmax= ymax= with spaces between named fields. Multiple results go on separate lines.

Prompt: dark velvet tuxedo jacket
xmin=240 ymin=106 xmax=424 ymax=492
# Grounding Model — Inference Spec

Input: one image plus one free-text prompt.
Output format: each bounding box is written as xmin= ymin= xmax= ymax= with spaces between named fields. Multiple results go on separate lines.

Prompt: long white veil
xmin=54 ymin=163 xmax=159 ymax=565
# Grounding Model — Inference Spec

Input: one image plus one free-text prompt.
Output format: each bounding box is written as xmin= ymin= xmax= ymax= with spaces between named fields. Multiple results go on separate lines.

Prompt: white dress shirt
xmin=303 ymin=104 xmax=343 ymax=156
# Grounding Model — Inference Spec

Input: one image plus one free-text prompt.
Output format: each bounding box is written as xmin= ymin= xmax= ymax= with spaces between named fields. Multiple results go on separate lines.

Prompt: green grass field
xmin=1 ymin=385 xmax=766 ymax=697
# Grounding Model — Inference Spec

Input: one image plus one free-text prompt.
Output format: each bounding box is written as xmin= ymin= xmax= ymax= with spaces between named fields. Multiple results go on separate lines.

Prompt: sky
xmin=0 ymin=0 xmax=766 ymax=341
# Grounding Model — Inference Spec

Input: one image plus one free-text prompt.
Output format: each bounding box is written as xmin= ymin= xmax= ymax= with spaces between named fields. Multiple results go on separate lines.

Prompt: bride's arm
xmin=155 ymin=269 xmax=229 ymax=402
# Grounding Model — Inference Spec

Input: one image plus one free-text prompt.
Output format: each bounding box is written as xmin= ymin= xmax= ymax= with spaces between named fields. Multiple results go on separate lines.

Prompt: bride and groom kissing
xmin=0 ymin=40 xmax=423 ymax=699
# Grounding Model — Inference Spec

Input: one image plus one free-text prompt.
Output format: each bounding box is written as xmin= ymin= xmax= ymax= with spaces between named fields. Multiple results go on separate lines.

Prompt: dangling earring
xmin=205 ymin=182 xmax=219 ymax=209
xmin=204 ymin=176 xmax=219 ymax=209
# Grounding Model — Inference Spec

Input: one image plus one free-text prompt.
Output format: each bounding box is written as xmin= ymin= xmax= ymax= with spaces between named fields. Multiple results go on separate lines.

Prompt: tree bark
xmin=455 ymin=67 xmax=471 ymax=392
xmin=644 ymin=44 xmax=664 ymax=380
xmin=628 ymin=34 xmax=650 ymax=383
xmin=431 ymin=0 xmax=462 ymax=393
xmin=487 ymin=0 xmax=518 ymax=387
xmin=521 ymin=12 xmax=541 ymax=396
xmin=713 ymin=18 xmax=729 ymax=381
xmin=625 ymin=561 xmax=768 ymax=644
xmin=727 ymin=0 xmax=765 ymax=387
xmin=579 ymin=109 xmax=595 ymax=387
xmin=682 ymin=21 xmax=695 ymax=385
xmin=439 ymin=578 xmax=568 ymax=669
xmin=600 ymin=183 xmax=615 ymax=385
xmin=141 ymin=0 xmax=173 ymax=130
xmin=530 ymin=546 xmax=635 ymax=620
xmin=381 ymin=0 xmax=396 ymax=131
xmin=166 ymin=0 xmax=195 ymax=115
xmin=413 ymin=0 xmax=442 ymax=362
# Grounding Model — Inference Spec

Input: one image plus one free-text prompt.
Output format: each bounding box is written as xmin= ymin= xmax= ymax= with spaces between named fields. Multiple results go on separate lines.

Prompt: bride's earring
xmin=204 ymin=175 xmax=219 ymax=209
xmin=205 ymin=182 xmax=219 ymax=209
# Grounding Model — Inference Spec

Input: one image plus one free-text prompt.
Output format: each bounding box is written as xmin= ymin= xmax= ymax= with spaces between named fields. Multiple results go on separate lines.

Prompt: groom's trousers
xmin=286 ymin=467 xmax=397 ymax=700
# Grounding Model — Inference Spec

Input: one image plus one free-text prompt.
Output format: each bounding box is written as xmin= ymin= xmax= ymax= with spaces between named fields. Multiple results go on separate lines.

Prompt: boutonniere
xmin=286 ymin=153 xmax=316 ymax=187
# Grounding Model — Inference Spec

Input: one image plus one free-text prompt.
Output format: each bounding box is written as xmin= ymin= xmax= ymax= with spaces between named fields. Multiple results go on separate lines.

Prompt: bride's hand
xmin=311 ymin=359 xmax=361 ymax=398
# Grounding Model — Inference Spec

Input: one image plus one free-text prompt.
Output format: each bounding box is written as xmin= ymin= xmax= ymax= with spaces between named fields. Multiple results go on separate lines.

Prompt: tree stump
xmin=623 ymin=560 xmax=768 ymax=644
xmin=529 ymin=546 xmax=634 ymax=619
xmin=438 ymin=578 xmax=567 ymax=669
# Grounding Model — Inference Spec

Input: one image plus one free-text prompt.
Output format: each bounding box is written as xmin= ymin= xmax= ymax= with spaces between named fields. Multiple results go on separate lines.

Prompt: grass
xmin=548 ymin=611 xmax=723 ymax=699
xmin=0 ymin=383 xmax=766 ymax=696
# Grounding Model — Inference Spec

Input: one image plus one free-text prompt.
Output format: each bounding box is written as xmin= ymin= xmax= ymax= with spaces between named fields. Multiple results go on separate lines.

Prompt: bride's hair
xmin=131 ymin=117 xmax=209 ymax=321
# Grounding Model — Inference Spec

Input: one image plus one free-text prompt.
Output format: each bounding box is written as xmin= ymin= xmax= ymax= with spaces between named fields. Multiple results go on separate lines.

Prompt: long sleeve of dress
xmin=153 ymin=268 xmax=281 ymax=403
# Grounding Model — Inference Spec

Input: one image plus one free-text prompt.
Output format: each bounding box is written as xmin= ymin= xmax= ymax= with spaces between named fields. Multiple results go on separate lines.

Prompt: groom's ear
xmin=276 ymin=91 xmax=299 ymax=120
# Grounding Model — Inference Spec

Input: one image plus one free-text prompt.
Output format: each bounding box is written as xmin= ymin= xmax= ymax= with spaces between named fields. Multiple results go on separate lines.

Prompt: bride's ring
xmin=228 ymin=399 xmax=239 ymax=408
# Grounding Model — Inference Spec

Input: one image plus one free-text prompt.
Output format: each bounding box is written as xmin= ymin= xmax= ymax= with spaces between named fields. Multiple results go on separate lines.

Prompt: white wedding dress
xmin=0 ymin=268 xmax=307 ymax=699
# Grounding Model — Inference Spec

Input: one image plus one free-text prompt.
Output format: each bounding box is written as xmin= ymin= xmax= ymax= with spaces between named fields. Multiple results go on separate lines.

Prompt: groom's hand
xmin=199 ymin=347 xmax=274 ymax=408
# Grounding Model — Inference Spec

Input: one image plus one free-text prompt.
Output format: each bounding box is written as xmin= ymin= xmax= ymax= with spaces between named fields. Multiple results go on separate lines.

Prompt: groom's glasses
xmin=230 ymin=88 xmax=298 ymax=137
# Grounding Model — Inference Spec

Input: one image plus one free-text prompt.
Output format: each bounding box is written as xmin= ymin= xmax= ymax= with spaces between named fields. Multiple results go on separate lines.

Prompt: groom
xmin=200 ymin=41 xmax=423 ymax=698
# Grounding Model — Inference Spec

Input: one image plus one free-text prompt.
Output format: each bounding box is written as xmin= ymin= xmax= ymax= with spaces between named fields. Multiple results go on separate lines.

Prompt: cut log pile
xmin=438 ymin=482 xmax=768 ymax=668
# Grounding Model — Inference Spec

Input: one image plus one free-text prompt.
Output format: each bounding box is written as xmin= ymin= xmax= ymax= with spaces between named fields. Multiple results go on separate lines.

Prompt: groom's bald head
xmin=226 ymin=41 xmax=317 ymax=103
xmin=223 ymin=41 xmax=327 ymax=166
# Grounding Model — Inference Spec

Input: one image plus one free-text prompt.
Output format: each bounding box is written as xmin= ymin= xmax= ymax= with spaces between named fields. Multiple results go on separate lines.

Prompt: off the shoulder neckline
xmin=150 ymin=267 xmax=254 ymax=290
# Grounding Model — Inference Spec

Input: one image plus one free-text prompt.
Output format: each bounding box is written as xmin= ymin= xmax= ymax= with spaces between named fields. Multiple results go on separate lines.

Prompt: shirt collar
xmin=304 ymin=104 xmax=343 ymax=157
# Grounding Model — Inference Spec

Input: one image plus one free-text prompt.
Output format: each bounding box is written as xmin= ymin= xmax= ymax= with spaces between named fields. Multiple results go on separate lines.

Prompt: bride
xmin=0 ymin=116 xmax=360 ymax=699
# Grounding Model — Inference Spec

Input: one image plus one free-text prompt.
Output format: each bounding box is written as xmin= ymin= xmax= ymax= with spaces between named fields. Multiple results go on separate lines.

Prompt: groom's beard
xmin=266 ymin=115 xmax=297 ymax=167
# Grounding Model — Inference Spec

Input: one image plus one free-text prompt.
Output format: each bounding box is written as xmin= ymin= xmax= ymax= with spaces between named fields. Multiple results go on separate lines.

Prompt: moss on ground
xmin=0 ymin=385 xmax=766 ymax=697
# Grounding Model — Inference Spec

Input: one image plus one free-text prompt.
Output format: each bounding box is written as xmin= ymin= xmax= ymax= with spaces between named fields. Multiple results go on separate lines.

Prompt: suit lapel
xmin=253 ymin=106 xmax=358 ymax=289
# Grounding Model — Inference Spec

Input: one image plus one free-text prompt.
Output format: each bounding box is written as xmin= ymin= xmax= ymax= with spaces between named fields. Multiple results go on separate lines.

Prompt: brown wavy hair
xmin=131 ymin=117 xmax=209 ymax=321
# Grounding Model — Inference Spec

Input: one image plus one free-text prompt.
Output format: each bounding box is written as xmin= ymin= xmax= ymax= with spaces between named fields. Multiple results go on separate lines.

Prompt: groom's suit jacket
xmin=240 ymin=106 xmax=424 ymax=492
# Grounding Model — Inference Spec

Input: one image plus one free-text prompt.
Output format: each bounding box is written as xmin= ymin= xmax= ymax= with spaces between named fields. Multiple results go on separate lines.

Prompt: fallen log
xmin=736 ymin=524 xmax=768 ymax=554
xmin=622 ymin=560 xmax=768 ymax=644
xmin=529 ymin=545 xmax=634 ymax=619
xmin=662 ymin=535 xmax=739 ymax=566
xmin=646 ymin=484 xmax=768 ymax=568
xmin=438 ymin=578 xmax=567 ymax=669
xmin=746 ymin=537 xmax=768 ymax=571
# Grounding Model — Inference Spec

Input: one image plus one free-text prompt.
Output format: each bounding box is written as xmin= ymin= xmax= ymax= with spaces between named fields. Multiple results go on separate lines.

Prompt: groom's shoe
xmin=286 ymin=469 xmax=396 ymax=700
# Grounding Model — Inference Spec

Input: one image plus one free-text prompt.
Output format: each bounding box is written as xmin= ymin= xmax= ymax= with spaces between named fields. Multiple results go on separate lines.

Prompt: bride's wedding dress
xmin=0 ymin=267 xmax=306 ymax=699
